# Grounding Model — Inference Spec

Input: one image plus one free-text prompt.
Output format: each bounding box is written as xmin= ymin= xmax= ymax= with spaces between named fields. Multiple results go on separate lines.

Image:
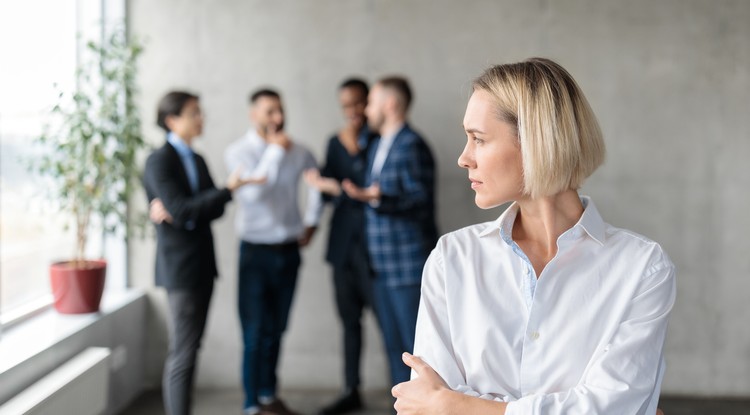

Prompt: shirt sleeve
xmin=505 ymin=259 xmax=676 ymax=415
xmin=413 ymin=239 xmax=507 ymax=403
xmin=224 ymin=140 xmax=285 ymax=203
xmin=302 ymin=150 xmax=323 ymax=227
xmin=251 ymin=144 xmax=285 ymax=184
xmin=318 ymin=137 xmax=339 ymax=205
xmin=144 ymin=152 xmax=232 ymax=229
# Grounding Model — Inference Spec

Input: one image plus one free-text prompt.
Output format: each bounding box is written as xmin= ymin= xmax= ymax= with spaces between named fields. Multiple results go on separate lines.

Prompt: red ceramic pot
xmin=49 ymin=259 xmax=107 ymax=314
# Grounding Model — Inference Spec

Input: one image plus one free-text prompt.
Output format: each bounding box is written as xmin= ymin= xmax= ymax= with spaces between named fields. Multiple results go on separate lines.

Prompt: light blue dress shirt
xmin=166 ymin=132 xmax=198 ymax=230
xmin=167 ymin=132 xmax=199 ymax=193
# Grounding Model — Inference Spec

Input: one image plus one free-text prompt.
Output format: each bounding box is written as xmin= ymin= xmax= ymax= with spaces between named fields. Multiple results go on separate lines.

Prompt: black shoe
xmin=260 ymin=398 xmax=300 ymax=415
xmin=318 ymin=389 xmax=363 ymax=414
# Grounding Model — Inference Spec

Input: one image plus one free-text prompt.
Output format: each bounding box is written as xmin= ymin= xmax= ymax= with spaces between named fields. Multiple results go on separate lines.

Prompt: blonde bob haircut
xmin=473 ymin=57 xmax=605 ymax=199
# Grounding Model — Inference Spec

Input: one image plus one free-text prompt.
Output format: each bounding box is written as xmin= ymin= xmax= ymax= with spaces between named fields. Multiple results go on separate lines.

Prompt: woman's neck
xmin=513 ymin=190 xmax=584 ymax=273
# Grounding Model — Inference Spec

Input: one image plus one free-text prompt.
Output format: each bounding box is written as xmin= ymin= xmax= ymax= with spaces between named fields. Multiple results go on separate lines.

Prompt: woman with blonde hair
xmin=392 ymin=58 xmax=674 ymax=414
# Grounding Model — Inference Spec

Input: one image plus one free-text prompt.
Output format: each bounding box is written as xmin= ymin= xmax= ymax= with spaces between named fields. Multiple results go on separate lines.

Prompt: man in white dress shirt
xmin=225 ymin=89 xmax=322 ymax=415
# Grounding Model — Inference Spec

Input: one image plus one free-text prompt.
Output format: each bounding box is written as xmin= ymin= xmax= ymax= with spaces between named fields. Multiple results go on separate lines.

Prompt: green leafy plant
xmin=31 ymin=26 xmax=147 ymax=264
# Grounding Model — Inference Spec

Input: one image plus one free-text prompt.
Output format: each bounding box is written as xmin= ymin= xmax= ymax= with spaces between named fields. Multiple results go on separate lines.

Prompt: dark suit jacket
xmin=142 ymin=142 xmax=232 ymax=290
xmin=319 ymin=128 xmax=373 ymax=268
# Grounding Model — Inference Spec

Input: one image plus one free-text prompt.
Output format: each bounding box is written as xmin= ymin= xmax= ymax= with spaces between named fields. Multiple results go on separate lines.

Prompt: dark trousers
xmin=332 ymin=236 xmax=374 ymax=389
xmin=372 ymin=279 xmax=421 ymax=386
xmin=164 ymin=281 xmax=214 ymax=415
xmin=238 ymin=241 xmax=301 ymax=409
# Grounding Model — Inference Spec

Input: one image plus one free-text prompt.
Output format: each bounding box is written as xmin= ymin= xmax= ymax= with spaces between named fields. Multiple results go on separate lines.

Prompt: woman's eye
xmin=473 ymin=137 xmax=484 ymax=145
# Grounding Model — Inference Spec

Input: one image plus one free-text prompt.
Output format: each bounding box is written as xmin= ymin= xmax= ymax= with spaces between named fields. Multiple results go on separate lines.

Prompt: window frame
xmin=0 ymin=0 xmax=129 ymax=333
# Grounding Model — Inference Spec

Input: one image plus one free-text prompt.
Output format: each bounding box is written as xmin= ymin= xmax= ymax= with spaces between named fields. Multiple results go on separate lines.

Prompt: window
xmin=0 ymin=0 xmax=127 ymax=326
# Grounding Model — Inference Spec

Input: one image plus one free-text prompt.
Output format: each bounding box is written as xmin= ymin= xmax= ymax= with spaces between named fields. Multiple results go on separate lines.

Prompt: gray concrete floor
xmin=120 ymin=389 xmax=750 ymax=415
xmin=121 ymin=388 xmax=394 ymax=415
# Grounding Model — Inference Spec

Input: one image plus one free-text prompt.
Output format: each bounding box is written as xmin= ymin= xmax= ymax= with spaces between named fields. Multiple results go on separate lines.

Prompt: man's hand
xmin=227 ymin=166 xmax=267 ymax=192
xmin=298 ymin=226 xmax=317 ymax=248
xmin=149 ymin=198 xmax=173 ymax=224
xmin=267 ymin=124 xmax=292 ymax=150
xmin=303 ymin=169 xmax=342 ymax=196
xmin=341 ymin=179 xmax=380 ymax=203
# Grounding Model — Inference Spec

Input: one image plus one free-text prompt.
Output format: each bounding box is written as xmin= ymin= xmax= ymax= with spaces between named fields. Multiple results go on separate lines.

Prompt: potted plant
xmin=29 ymin=26 xmax=146 ymax=314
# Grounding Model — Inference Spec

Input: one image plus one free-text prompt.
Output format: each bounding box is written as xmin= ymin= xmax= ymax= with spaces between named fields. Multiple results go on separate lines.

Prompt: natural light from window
xmin=0 ymin=1 xmax=115 ymax=321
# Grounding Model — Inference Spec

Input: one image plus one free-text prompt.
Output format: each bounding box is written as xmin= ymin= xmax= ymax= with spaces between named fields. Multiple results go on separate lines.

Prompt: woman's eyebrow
xmin=464 ymin=127 xmax=486 ymax=134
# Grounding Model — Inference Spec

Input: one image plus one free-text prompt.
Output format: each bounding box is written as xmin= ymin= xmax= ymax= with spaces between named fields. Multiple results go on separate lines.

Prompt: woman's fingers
xmin=402 ymin=352 xmax=428 ymax=375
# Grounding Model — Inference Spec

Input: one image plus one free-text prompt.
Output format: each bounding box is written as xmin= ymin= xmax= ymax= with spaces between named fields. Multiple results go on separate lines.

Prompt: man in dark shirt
xmin=341 ymin=77 xmax=438 ymax=389
xmin=305 ymin=78 xmax=377 ymax=414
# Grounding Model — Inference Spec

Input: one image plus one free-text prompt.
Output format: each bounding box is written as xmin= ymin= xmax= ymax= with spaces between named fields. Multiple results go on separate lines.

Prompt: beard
xmin=262 ymin=120 xmax=285 ymax=134
xmin=367 ymin=115 xmax=383 ymax=135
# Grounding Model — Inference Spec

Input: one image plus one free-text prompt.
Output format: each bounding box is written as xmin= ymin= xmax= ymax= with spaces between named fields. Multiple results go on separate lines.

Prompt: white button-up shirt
xmin=413 ymin=196 xmax=676 ymax=414
xmin=225 ymin=129 xmax=322 ymax=244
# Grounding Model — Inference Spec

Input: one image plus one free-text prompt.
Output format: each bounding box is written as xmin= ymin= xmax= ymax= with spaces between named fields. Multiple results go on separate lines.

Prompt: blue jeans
xmin=238 ymin=241 xmax=300 ymax=409
xmin=372 ymin=279 xmax=421 ymax=386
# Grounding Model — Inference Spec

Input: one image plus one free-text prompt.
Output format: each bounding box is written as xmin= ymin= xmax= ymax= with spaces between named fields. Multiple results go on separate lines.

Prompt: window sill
xmin=0 ymin=296 xmax=54 ymax=330
xmin=0 ymin=289 xmax=144 ymax=376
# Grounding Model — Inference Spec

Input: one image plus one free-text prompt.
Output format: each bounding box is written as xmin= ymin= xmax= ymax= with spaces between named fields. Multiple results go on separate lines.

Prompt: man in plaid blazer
xmin=342 ymin=76 xmax=438 ymax=387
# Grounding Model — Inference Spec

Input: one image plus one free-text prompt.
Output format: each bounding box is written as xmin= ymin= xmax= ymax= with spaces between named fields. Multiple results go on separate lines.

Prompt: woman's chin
xmin=474 ymin=197 xmax=496 ymax=210
xmin=474 ymin=194 xmax=512 ymax=210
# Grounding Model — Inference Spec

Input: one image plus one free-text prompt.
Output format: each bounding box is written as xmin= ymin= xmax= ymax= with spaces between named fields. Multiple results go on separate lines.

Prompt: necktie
xmin=184 ymin=152 xmax=199 ymax=193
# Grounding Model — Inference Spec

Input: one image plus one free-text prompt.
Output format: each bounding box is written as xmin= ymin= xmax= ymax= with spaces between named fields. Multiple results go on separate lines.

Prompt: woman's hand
xmin=392 ymin=353 xmax=667 ymax=415
xmin=391 ymin=352 xmax=453 ymax=415
xmin=393 ymin=353 xmax=508 ymax=415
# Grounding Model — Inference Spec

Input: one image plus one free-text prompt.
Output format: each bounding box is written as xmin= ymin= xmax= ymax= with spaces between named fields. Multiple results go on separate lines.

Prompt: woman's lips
xmin=470 ymin=178 xmax=482 ymax=189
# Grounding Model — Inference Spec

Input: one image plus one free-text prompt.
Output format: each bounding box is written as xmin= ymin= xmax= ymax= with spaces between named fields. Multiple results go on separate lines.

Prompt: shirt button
xmin=530 ymin=331 xmax=540 ymax=340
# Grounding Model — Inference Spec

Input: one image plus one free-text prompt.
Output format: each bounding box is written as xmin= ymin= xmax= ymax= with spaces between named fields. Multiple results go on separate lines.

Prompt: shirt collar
xmin=166 ymin=132 xmax=193 ymax=157
xmin=380 ymin=122 xmax=406 ymax=144
xmin=479 ymin=195 xmax=606 ymax=246
xmin=576 ymin=196 xmax=606 ymax=245
xmin=246 ymin=128 xmax=266 ymax=147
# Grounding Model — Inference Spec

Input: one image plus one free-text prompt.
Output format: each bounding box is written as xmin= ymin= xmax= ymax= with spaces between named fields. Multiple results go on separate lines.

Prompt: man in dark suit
xmin=143 ymin=91 xmax=260 ymax=415
xmin=304 ymin=78 xmax=378 ymax=414
xmin=342 ymin=77 xmax=438 ymax=387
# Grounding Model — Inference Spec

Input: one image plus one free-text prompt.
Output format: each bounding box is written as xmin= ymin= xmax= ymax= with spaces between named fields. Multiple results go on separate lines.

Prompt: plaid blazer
xmin=365 ymin=124 xmax=438 ymax=287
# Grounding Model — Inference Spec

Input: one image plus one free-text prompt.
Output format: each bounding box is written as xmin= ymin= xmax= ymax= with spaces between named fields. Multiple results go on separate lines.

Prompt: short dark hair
xmin=249 ymin=88 xmax=281 ymax=105
xmin=339 ymin=78 xmax=369 ymax=97
xmin=378 ymin=76 xmax=412 ymax=111
xmin=157 ymin=91 xmax=199 ymax=132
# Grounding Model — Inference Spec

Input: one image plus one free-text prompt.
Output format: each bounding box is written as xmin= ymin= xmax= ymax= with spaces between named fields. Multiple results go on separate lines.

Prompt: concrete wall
xmin=128 ymin=0 xmax=750 ymax=397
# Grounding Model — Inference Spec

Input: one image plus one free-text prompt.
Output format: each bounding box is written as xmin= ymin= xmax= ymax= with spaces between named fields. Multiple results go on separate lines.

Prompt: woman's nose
xmin=458 ymin=144 xmax=473 ymax=169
